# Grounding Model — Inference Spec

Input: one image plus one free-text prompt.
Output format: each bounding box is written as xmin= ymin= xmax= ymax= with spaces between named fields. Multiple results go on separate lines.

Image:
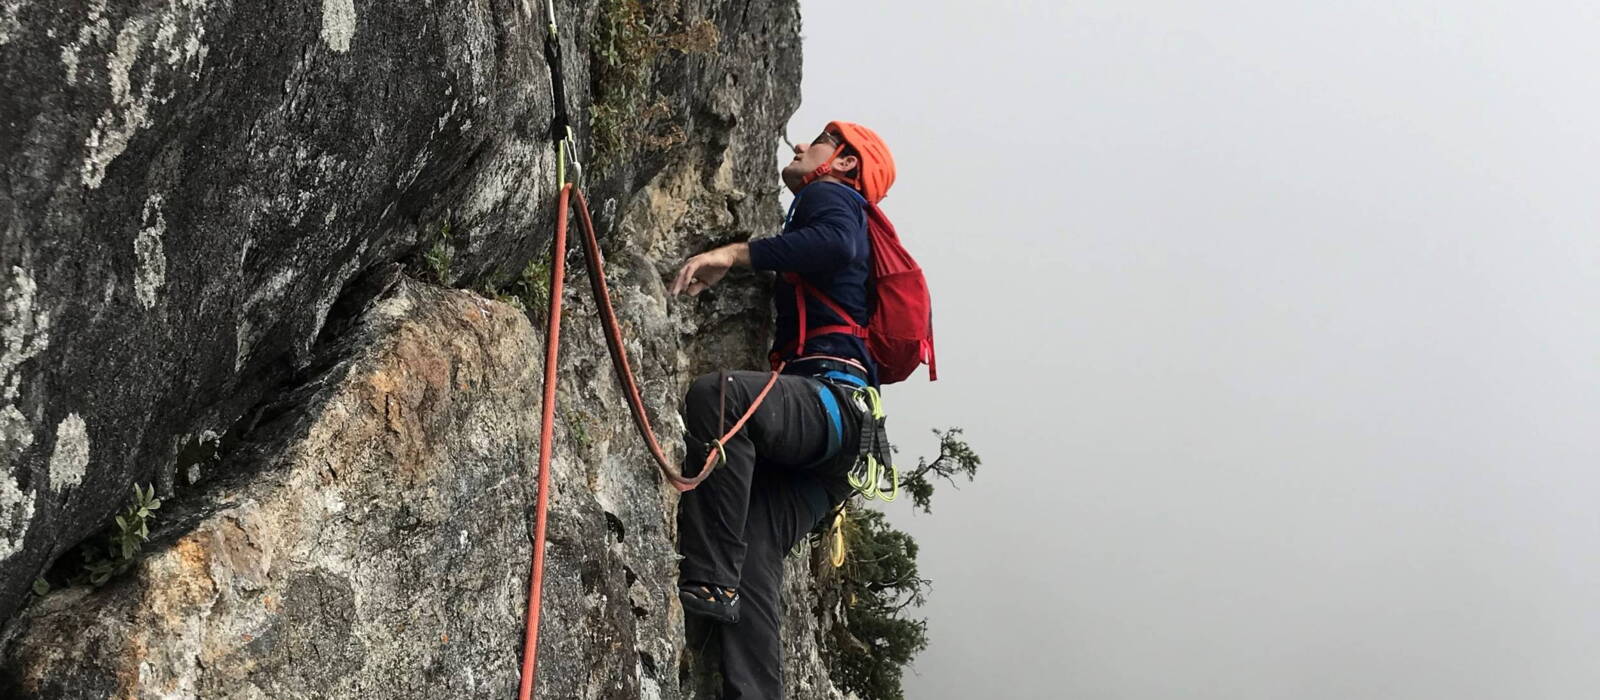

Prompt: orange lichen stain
xmin=162 ymin=537 xmax=219 ymax=607
xmin=366 ymin=370 xmax=399 ymax=413
xmin=174 ymin=536 xmax=211 ymax=571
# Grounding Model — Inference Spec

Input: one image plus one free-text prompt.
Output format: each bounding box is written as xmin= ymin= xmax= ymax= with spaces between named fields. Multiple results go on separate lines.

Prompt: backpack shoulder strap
xmin=786 ymin=274 xmax=868 ymax=339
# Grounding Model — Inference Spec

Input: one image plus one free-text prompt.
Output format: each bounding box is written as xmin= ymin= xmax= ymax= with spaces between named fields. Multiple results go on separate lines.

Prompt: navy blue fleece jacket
xmin=748 ymin=182 xmax=876 ymax=380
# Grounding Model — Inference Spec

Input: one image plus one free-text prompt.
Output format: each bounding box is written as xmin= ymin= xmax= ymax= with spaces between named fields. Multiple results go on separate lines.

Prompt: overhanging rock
xmin=0 ymin=0 xmax=802 ymax=625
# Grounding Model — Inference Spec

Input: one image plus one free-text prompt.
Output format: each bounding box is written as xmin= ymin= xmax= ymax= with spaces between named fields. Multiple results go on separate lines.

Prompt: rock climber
xmin=668 ymin=122 xmax=896 ymax=699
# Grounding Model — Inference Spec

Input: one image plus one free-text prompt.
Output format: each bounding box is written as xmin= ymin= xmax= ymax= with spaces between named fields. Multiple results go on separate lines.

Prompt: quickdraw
xmin=845 ymin=385 xmax=898 ymax=503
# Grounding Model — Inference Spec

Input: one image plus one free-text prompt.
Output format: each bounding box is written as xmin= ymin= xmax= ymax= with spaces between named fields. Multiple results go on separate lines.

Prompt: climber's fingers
xmin=670 ymin=256 xmax=702 ymax=296
xmin=672 ymin=250 xmax=729 ymax=296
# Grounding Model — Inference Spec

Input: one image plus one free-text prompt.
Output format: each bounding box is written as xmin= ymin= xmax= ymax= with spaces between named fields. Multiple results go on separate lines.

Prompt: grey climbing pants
xmin=677 ymin=370 xmax=860 ymax=699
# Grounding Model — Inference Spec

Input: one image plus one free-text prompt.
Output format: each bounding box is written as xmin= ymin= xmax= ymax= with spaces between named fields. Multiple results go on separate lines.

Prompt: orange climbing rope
xmin=517 ymin=183 xmax=784 ymax=698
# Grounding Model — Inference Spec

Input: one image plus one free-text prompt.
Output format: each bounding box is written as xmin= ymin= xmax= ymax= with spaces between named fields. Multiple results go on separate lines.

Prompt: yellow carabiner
xmin=878 ymin=462 xmax=899 ymax=503
xmin=828 ymin=510 xmax=847 ymax=567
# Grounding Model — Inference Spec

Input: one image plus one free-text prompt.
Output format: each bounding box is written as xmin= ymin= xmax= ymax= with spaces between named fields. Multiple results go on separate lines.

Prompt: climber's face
xmin=781 ymin=131 xmax=858 ymax=193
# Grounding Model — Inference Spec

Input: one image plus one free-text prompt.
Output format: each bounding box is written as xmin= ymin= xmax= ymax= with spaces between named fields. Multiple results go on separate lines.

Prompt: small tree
xmin=827 ymin=428 xmax=980 ymax=700
xmin=899 ymin=428 xmax=981 ymax=514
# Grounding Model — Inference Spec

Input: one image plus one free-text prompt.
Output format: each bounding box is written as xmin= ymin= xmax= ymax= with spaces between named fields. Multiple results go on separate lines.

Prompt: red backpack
xmin=781 ymin=202 xmax=937 ymax=384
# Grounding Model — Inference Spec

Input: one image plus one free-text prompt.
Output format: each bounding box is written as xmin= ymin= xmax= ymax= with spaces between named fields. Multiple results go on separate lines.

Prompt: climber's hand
xmin=671 ymin=243 xmax=749 ymax=296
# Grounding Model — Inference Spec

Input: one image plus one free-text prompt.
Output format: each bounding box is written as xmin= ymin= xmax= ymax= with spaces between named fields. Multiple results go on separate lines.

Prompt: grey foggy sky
xmin=784 ymin=1 xmax=1600 ymax=698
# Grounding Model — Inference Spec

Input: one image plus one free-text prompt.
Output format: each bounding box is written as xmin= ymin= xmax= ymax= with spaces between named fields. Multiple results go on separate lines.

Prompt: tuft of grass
xmin=423 ymin=222 xmax=454 ymax=284
xmin=569 ymin=411 xmax=592 ymax=450
xmin=514 ymin=258 xmax=553 ymax=316
xmin=481 ymin=256 xmax=555 ymax=321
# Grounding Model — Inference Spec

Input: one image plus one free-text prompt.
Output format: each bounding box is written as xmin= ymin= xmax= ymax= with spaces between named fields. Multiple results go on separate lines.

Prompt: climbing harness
xmin=808 ymin=368 xmax=897 ymax=573
xmin=806 ymin=366 xmax=897 ymax=504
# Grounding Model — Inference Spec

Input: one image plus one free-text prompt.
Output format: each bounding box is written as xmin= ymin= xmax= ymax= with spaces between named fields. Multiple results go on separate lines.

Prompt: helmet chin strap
xmin=799 ymin=144 xmax=859 ymax=190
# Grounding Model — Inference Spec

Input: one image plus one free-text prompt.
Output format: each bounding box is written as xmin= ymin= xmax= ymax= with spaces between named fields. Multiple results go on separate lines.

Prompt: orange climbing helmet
xmin=828 ymin=121 xmax=895 ymax=203
xmin=803 ymin=121 xmax=896 ymax=204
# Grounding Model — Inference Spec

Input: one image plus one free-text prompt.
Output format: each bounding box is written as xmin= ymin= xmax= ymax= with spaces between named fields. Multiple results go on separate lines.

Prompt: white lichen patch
xmin=0 ymin=405 xmax=30 ymax=458
xmin=1 ymin=266 xmax=48 ymax=383
xmin=321 ymin=0 xmax=356 ymax=53
xmin=80 ymin=0 xmax=211 ymax=188
xmin=82 ymin=17 xmax=151 ymax=188
xmin=0 ymin=473 xmax=35 ymax=562
xmin=48 ymin=413 xmax=90 ymax=491
xmin=61 ymin=0 xmax=111 ymax=85
xmin=0 ymin=0 xmax=25 ymax=47
xmin=2 ymin=266 xmax=51 ymax=468
xmin=134 ymin=194 xmax=168 ymax=309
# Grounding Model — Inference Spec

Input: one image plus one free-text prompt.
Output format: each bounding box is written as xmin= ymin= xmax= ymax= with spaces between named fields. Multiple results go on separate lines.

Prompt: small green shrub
xmin=72 ymin=484 xmax=163 ymax=587
xmin=899 ymin=428 xmax=981 ymax=514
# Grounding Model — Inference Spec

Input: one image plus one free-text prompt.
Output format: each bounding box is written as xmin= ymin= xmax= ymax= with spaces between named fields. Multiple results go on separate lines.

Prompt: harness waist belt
xmin=786 ymin=356 xmax=869 ymax=385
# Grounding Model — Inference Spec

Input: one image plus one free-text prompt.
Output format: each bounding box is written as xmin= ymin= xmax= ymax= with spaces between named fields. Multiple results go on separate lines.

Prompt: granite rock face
xmin=1 ymin=0 xmax=852 ymax=696
xmin=0 ymin=0 xmax=797 ymax=624
xmin=0 ymin=277 xmax=845 ymax=697
xmin=5 ymin=282 xmax=555 ymax=698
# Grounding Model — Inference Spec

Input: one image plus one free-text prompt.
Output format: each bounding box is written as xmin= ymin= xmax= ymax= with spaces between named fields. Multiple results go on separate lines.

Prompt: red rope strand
xmin=518 ymin=184 xmax=782 ymax=698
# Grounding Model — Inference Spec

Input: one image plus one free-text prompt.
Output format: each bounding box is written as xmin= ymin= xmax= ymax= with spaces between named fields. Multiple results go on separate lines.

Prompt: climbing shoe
xmin=679 ymin=582 xmax=741 ymax=624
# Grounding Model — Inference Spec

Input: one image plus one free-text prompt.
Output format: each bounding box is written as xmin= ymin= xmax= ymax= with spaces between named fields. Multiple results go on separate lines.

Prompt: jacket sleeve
xmin=748 ymin=191 xmax=866 ymax=274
